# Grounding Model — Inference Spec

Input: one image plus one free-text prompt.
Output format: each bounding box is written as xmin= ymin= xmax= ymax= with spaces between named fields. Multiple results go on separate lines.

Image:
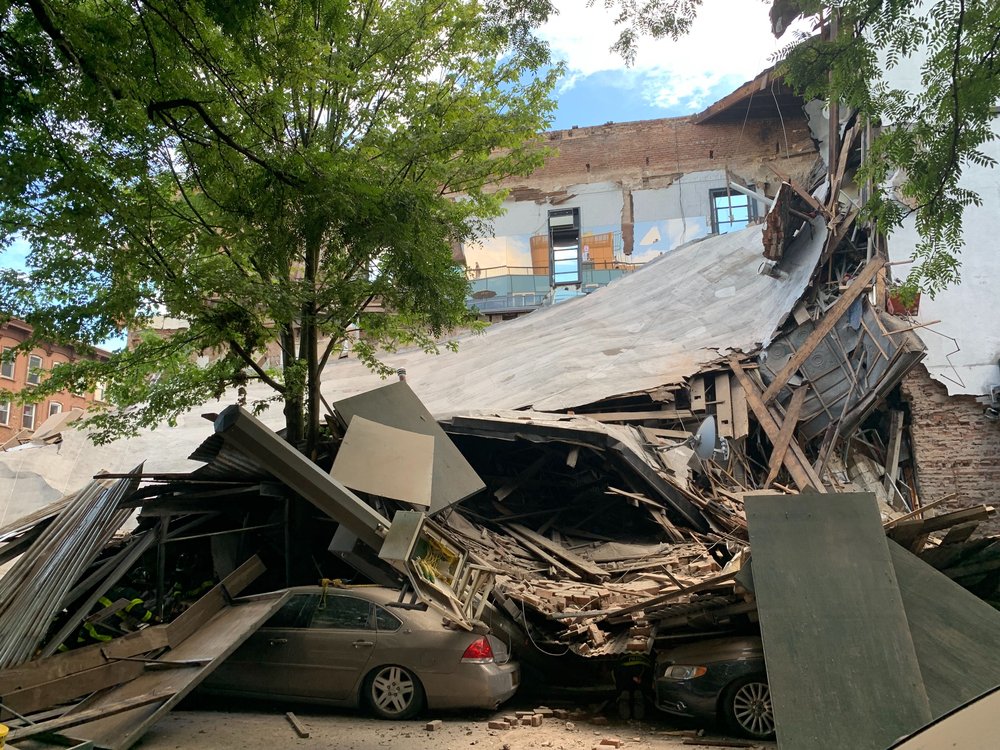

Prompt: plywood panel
xmin=331 ymin=416 xmax=433 ymax=506
xmin=60 ymin=590 xmax=289 ymax=750
xmin=333 ymin=382 xmax=485 ymax=515
xmin=745 ymin=492 xmax=931 ymax=750
xmin=889 ymin=542 xmax=1000 ymax=718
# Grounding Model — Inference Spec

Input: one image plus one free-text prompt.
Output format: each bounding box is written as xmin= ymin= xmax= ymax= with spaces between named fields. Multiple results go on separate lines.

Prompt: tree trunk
xmin=281 ymin=324 xmax=303 ymax=446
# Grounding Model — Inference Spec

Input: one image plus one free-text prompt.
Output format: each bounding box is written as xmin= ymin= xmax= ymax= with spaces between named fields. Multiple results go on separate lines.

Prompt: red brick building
xmin=0 ymin=319 xmax=110 ymax=446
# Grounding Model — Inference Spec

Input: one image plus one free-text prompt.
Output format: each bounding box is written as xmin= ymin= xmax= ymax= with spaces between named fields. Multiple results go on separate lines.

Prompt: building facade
xmin=0 ymin=319 xmax=109 ymax=446
xmin=465 ymin=70 xmax=820 ymax=320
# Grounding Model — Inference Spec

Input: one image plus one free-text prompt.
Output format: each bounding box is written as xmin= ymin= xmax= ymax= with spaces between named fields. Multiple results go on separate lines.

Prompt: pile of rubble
xmin=2 ymin=162 xmax=999 ymax=749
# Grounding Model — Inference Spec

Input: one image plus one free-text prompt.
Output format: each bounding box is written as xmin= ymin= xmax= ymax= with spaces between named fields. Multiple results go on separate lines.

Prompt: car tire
xmin=363 ymin=664 xmax=425 ymax=720
xmin=720 ymin=673 xmax=775 ymax=740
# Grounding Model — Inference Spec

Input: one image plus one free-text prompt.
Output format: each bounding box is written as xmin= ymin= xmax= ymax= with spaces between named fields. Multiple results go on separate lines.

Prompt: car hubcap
xmin=733 ymin=681 xmax=774 ymax=737
xmin=372 ymin=667 xmax=415 ymax=714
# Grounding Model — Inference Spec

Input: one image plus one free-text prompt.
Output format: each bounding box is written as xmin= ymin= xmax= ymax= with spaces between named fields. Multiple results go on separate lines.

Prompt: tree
xmin=0 ymin=0 xmax=557 ymax=449
xmin=772 ymin=0 xmax=1000 ymax=299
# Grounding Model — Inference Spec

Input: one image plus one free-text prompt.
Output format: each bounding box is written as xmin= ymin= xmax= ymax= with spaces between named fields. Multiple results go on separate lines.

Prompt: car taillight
xmin=461 ymin=637 xmax=495 ymax=663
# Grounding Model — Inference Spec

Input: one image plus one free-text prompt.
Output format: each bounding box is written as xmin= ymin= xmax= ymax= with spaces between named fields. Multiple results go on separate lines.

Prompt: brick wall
xmin=902 ymin=364 xmax=1000 ymax=535
xmin=501 ymin=114 xmax=818 ymax=193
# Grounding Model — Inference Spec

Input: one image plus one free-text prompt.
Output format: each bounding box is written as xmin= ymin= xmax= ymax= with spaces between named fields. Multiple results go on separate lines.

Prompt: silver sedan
xmin=203 ymin=585 xmax=519 ymax=719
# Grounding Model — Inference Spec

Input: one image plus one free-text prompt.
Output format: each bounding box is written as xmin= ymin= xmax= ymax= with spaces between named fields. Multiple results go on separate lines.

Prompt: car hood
xmin=658 ymin=636 xmax=763 ymax=666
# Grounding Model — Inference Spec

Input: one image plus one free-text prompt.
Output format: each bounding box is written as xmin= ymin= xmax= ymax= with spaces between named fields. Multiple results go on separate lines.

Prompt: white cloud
xmin=540 ymin=0 xmax=810 ymax=113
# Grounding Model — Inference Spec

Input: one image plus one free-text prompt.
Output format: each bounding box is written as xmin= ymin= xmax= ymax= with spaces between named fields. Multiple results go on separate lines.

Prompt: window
xmin=0 ymin=401 xmax=9 ymax=426
xmin=309 ymin=595 xmax=373 ymax=630
xmin=375 ymin=606 xmax=402 ymax=632
xmin=264 ymin=595 xmax=317 ymax=629
xmin=547 ymin=208 xmax=581 ymax=287
xmin=26 ymin=354 xmax=43 ymax=386
xmin=94 ymin=382 xmax=106 ymax=403
xmin=710 ymin=188 xmax=756 ymax=234
xmin=49 ymin=402 xmax=63 ymax=417
xmin=22 ymin=403 xmax=36 ymax=431
xmin=1 ymin=348 xmax=14 ymax=380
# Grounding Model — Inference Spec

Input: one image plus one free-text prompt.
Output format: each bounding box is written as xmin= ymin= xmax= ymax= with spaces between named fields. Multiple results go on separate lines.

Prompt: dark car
xmin=654 ymin=635 xmax=773 ymax=740
xmin=203 ymin=585 xmax=519 ymax=719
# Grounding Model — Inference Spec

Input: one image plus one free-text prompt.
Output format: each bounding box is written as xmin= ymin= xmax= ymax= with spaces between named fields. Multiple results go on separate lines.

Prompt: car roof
xmin=278 ymin=585 xmax=446 ymax=627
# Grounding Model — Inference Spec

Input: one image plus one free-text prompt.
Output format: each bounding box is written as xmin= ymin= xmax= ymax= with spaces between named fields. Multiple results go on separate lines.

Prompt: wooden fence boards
xmin=745 ymin=492 xmax=931 ymax=750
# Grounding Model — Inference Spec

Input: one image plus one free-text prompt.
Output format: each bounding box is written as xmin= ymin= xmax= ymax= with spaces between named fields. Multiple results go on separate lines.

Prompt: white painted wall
xmin=879 ymin=30 xmax=1000 ymax=396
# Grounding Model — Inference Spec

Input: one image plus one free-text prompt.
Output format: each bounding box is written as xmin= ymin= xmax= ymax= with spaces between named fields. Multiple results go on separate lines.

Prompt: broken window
xmin=710 ymin=188 xmax=756 ymax=234
xmin=48 ymin=401 xmax=62 ymax=417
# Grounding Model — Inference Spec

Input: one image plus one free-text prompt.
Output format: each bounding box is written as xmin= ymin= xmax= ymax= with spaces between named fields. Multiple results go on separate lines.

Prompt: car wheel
xmin=364 ymin=664 xmax=425 ymax=720
xmin=720 ymin=673 xmax=775 ymax=740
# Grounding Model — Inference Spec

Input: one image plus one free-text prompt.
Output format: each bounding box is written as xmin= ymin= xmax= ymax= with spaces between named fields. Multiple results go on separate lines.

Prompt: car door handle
xmin=352 ymin=640 xmax=374 ymax=649
xmin=268 ymin=638 xmax=288 ymax=646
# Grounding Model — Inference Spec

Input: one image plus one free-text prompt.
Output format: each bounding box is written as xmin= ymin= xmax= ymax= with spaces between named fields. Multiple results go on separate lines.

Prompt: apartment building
xmin=0 ymin=318 xmax=109 ymax=446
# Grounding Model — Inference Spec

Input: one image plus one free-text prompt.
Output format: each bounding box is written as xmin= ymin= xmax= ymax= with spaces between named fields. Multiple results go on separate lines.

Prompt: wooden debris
xmin=287 ymin=711 xmax=311 ymax=738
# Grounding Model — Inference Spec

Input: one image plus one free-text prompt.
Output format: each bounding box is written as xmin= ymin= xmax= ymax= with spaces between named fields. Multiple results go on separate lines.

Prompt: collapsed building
xmin=1 ymin=67 xmax=1000 ymax=749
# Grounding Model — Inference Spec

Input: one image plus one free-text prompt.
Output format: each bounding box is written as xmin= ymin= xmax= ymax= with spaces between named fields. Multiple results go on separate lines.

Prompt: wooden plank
xmin=6 ymin=689 xmax=174 ymax=743
xmin=714 ymin=373 xmax=734 ymax=438
xmin=760 ymin=256 xmax=885 ymax=404
xmin=729 ymin=358 xmax=825 ymax=492
xmin=882 ymin=410 xmax=905 ymax=506
xmin=285 ymin=712 xmax=310 ymax=739
xmin=60 ymin=590 xmax=289 ymax=750
xmin=507 ymin=524 xmax=607 ymax=580
xmin=689 ymin=377 xmax=707 ymax=413
xmin=730 ymin=381 xmax=749 ymax=440
xmin=586 ymin=409 xmax=694 ymax=423
xmin=763 ymin=386 xmax=808 ymax=489
xmin=1 ymin=662 xmax=145 ymax=718
xmin=502 ymin=529 xmax=581 ymax=581
xmin=745 ymin=493 xmax=931 ymax=749
xmin=0 ymin=627 xmax=168 ymax=696
xmin=764 ymin=164 xmax=834 ymax=220
xmin=166 ymin=555 xmax=265 ymax=648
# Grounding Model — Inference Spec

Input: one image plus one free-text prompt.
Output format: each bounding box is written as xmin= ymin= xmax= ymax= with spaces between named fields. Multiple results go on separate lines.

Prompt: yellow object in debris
xmin=0 ymin=722 xmax=8 ymax=748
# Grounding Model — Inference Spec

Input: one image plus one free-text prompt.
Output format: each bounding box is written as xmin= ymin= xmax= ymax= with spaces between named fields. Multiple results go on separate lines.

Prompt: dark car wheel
xmin=363 ymin=664 xmax=425 ymax=720
xmin=720 ymin=673 xmax=775 ymax=740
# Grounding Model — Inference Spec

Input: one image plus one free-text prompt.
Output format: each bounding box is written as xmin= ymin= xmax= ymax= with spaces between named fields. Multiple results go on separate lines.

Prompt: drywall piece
xmin=57 ymin=589 xmax=289 ymax=750
xmin=888 ymin=542 xmax=1000 ymax=718
xmin=330 ymin=416 xmax=434 ymax=506
xmin=745 ymin=492 xmax=931 ymax=750
xmin=333 ymin=382 xmax=485 ymax=515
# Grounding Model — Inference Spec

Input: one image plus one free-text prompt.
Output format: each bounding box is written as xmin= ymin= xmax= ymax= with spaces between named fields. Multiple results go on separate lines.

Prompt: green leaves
xmin=1 ymin=0 xmax=556 ymax=446
xmin=777 ymin=0 xmax=1000 ymax=296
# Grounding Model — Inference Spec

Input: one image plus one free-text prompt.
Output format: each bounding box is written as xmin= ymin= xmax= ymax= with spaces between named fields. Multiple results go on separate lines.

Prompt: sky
xmin=539 ymin=0 xmax=799 ymax=129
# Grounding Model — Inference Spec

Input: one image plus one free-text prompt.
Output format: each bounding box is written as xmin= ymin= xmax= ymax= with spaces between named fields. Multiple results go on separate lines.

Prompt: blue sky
xmin=541 ymin=0 xmax=803 ymax=130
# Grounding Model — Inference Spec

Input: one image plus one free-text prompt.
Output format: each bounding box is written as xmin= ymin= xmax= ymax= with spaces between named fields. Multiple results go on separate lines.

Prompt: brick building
xmin=0 ymin=318 xmax=110 ymax=447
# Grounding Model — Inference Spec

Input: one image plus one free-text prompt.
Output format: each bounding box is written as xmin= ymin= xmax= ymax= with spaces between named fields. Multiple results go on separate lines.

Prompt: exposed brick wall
xmin=501 ymin=114 xmax=818 ymax=193
xmin=902 ymin=364 xmax=1000 ymax=535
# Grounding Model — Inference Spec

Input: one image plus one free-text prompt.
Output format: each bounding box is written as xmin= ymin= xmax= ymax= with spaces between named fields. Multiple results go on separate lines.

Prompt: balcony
xmin=466 ymin=261 xmax=643 ymax=316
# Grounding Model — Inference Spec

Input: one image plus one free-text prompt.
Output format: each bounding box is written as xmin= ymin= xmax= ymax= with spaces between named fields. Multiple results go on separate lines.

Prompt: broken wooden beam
xmin=759 ymin=256 xmax=885 ymax=405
